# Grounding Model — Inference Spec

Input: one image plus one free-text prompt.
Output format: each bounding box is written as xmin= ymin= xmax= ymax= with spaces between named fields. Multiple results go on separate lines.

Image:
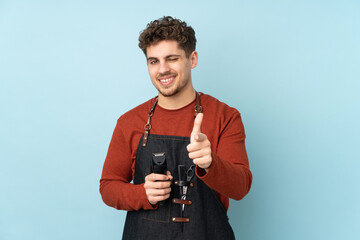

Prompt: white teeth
xmin=160 ymin=78 xmax=173 ymax=83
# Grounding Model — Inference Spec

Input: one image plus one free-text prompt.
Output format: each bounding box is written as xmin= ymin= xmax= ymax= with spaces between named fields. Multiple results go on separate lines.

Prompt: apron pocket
xmin=141 ymin=201 xmax=171 ymax=223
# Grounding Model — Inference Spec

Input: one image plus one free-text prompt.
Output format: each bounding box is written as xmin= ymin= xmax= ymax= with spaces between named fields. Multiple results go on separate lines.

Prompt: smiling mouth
xmin=158 ymin=75 xmax=176 ymax=85
xmin=160 ymin=77 xmax=173 ymax=83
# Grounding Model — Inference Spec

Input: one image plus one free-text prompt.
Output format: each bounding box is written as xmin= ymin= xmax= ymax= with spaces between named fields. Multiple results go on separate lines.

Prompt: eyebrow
xmin=146 ymin=54 xmax=181 ymax=61
xmin=146 ymin=57 xmax=157 ymax=61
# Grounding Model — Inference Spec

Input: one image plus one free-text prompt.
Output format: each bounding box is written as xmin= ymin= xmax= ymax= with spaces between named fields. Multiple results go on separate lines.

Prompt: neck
xmin=157 ymin=88 xmax=196 ymax=110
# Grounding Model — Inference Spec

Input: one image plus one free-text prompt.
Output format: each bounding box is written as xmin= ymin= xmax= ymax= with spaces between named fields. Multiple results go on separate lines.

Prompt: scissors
xmin=181 ymin=165 xmax=195 ymax=211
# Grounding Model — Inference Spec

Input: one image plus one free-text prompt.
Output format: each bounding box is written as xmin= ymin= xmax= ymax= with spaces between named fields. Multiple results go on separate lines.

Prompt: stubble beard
xmin=158 ymin=86 xmax=180 ymax=97
xmin=156 ymin=78 xmax=190 ymax=98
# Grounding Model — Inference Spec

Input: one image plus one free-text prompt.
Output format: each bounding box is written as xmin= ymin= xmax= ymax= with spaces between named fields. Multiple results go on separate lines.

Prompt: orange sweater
xmin=100 ymin=93 xmax=252 ymax=211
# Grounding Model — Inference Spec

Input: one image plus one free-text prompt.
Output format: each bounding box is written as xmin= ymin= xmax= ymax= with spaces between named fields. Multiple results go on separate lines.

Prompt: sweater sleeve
xmin=99 ymin=119 xmax=157 ymax=211
xmin=195 ymin=110 xmax=252 ymax=200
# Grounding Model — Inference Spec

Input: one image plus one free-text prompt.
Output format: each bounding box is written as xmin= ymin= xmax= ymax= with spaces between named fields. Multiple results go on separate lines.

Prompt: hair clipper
xmin=152 ymin=152 xmax=167 ymax=205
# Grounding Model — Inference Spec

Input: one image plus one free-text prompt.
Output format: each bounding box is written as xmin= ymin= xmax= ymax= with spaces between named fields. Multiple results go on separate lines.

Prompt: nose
xmin=159 ymin=61 xmax=170 ymax=74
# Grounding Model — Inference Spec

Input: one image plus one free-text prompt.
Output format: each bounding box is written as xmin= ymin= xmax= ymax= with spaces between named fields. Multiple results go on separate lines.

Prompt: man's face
xmin=146 ymin=40 xmax=198 ymax=98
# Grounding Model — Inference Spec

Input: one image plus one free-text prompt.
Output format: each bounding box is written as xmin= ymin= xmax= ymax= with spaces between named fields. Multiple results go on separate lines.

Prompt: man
xmin=100 ymin=16 xmax=252 ymax=240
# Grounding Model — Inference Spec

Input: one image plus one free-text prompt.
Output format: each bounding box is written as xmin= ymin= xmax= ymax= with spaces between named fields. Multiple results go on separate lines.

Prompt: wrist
xmin=204 ymin=156 xmax=212 ymax=172
xmin=203 ymin=163 xmax=211 ymax=173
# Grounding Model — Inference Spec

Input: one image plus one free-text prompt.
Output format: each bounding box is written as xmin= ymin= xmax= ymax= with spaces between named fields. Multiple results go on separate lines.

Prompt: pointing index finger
xmin=192 ymin=113 xmax=203 ymax=140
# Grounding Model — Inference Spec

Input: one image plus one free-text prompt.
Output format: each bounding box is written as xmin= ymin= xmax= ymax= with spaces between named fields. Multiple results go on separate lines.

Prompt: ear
xmin=190 ymin=51 xmax=198 ymax=69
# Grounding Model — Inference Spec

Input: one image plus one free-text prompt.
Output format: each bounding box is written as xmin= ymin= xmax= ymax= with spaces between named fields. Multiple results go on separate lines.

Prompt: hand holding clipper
xmin=144 ymin=152 xmax=172 ymax=206
xmin=144 ymin=172 xmax=172 ymax=206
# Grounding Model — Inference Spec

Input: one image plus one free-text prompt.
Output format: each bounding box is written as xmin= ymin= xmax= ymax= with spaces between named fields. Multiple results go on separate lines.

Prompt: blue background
xmin=1 ymin=0 xmax=359 ymax=239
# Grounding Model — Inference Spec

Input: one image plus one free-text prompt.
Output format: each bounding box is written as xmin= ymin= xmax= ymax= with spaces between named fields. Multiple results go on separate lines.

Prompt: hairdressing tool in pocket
xmin=181 ymin=165 xmax=195 ymax=211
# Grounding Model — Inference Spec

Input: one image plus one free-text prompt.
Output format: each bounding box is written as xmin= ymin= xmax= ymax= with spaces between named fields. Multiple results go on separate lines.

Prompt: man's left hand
xmin=187 ymin=113 xmax=212 ymax=172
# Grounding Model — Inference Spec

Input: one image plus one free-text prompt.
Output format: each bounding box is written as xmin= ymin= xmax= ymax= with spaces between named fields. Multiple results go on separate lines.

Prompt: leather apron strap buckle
xmin=174 ymin=180 xmax=194 ymax=188
xmin=172 ymin=198 xmax=192 ymax=205
xmin=172 ymin=217 xmax=190 ymax=223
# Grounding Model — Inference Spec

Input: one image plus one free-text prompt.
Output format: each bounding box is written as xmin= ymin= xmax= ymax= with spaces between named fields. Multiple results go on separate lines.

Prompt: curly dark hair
xmin=138 ymin=16 xmax=196 ymax=57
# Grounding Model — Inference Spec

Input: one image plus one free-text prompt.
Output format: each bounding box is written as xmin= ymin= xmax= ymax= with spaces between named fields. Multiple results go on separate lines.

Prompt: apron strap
xmin=142 ymin=97 xmax=158 ymax=147
xmin=194 ymin=91 xmax=203 ymax=117
xmin=142 ymin=91 xmax=202 ymax=147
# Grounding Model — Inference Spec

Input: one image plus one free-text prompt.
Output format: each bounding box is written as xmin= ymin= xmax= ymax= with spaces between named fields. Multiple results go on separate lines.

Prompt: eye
xmin=168 ymin=58 xmax=179 ymax=62
xmin=150 ymin=60 xmax=158 ymax=65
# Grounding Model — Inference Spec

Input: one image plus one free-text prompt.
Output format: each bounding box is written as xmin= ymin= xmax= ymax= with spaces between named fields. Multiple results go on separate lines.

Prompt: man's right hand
xmin=144 ymin=171 xmax=173 ymax=205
